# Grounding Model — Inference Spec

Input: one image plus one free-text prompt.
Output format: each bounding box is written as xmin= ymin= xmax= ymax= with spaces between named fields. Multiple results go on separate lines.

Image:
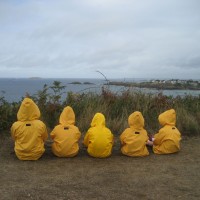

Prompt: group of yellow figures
xmin=11 ymin=98 xmax=181 ymax=160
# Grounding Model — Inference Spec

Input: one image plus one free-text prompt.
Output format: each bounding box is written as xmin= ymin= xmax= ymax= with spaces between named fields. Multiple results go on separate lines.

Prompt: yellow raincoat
xmin=11 ymin=98 xmax=48 ymax=160
xmin=50 ymin=106 xmax=81 ymax=157
xmin=83 ymin=113 xmax=114 ymax=158
xmin=153 ymin=109 xmax=181 ymax=154
xmin=120 ymin=111 xmax=149 ymax=157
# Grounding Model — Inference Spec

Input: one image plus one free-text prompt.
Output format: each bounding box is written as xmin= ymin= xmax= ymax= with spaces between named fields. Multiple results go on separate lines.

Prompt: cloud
xmin=0 ymin=0 xmax=200 ymax=79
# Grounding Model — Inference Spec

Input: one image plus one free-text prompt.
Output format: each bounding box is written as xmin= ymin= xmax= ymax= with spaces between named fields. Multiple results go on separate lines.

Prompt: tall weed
xmin=0 ymin=83 xmax=199 ymax=136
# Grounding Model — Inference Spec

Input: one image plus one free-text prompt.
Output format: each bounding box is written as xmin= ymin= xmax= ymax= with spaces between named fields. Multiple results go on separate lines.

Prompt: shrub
xmin=0 ymin=82 xmax=199 ymax=136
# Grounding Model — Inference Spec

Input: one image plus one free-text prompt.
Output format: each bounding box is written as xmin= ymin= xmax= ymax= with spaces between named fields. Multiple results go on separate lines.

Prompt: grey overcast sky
xmin=0 ymin=0 xmax=200 ymax=79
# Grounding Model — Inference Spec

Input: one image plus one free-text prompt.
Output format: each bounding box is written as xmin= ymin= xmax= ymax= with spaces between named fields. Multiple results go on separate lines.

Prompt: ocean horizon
xmin=0 ymin=78 xmax=200 ymax=102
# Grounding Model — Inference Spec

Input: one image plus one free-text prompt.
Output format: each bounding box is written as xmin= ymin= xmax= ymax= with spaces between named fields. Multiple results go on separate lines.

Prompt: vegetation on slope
xmin=0 ymin=81 xmax=199 ymax=136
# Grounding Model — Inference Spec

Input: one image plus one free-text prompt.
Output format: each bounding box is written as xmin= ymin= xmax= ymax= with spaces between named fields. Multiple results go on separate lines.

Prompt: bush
xmin=0 ymin=82 xmax=199 ymax=136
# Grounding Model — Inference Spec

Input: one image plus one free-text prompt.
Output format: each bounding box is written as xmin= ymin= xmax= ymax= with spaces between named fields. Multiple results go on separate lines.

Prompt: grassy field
xmin=0 ymin=81 xmax=199 ymax=199
xmin=1 ymin=82 xmax=200 ymax=136
xmin=0 ymin=134 xmax=199 ymax=200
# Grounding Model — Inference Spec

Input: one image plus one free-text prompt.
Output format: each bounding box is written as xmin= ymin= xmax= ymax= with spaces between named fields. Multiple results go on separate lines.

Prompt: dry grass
xmin=1 ymin=83 xmax=200 ymax=136
xmin=0 ymin=134 xmax=199 ymax=200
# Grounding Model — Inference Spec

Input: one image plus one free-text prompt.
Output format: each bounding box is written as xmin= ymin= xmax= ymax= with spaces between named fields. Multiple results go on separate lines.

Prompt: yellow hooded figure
xmin=153 ymin=109 xmax=181 ymax=154
xmin=120 ymin=111 xmax=149 ymax=157
xmin=83 ymin=113 xmax=114 ymax=158
xmin=11 ymin=98 xmax=48 ymax=160
xmin=50 ymin=106 xmax=81 ymax=157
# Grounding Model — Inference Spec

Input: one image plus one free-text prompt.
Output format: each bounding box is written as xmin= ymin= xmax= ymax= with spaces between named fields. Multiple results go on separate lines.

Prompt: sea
xmin=0 ymin=78 xmax=200 ymax=103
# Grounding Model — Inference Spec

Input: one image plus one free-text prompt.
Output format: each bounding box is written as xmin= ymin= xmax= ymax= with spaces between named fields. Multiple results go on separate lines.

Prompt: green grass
xmin=0 ymin=81 xmax=199 ymax=136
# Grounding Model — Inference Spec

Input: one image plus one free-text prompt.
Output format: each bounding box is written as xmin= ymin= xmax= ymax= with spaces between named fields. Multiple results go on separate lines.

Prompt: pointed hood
xmin=128 ymin=111 xmax=144 ymax=130
xmin=17 ymin=98 xmax=40 ymax=121
xmin=59 ymin=106 xmax=75 ymax=126
xmin=91 ymin=113 xmax=105 ymax=127
xmin=158 ymin=109 xmax=176 ymax=126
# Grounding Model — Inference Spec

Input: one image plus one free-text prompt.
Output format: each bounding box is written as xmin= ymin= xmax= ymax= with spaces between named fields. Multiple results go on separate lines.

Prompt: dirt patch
xmin=0 ymin=134 xmax=199 ymax=200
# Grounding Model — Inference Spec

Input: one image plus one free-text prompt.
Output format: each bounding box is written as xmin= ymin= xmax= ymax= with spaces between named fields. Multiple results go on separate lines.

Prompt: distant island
xmin=83 ymin=82 xmax=94 ymax=85
xmin=69 ymin=81 xmax=94 ymax=85
xmin=107 ymin=79 xmax=200 ymax=90
xmin=69 ymin=81 xmax=82 ymax=84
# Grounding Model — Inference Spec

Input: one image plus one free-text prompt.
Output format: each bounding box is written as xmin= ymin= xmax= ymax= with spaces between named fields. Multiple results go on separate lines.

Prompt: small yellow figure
xmin=11 ymin=98 xmax=48 ymax=160
xmin=120 ymin=111 xmax=149 ymax=157
xmin=153 ymin=109 xmax=181 ymax=154
xmin=84 ymin=113 xmax=114 ymax=158
xmin=50 ymin=106 xmax=81 ymax=157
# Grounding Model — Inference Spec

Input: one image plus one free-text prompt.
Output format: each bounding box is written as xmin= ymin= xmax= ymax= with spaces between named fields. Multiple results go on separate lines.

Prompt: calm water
xmin=0 ymin=78 xmax=199 ymax=102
